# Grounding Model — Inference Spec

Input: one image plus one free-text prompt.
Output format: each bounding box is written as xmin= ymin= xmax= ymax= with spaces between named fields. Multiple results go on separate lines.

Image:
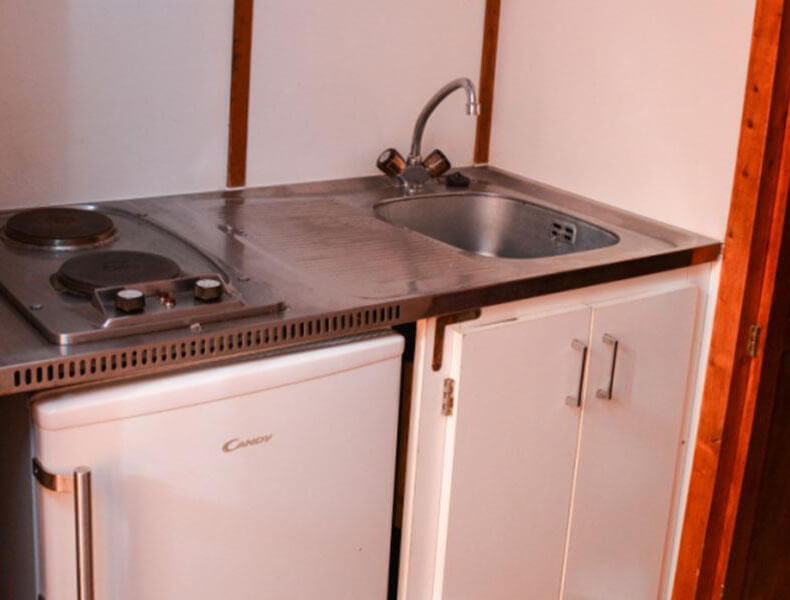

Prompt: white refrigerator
xmin=31 ymin=333 xmax=404 ymax=600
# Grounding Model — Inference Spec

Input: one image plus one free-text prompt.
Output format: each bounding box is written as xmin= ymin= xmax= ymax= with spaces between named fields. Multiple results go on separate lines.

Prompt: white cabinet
xmin=399 ymin=276 xmax=700 ymax=600
xmin=441 ymin=306 xmax=589 ymax=600
xmin=564 ymin=288 xmax=697 ymax=599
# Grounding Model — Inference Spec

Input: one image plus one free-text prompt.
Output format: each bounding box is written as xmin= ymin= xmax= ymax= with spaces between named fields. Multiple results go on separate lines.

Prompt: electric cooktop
xmin=0 ymin=206 xmax=285 ymax=344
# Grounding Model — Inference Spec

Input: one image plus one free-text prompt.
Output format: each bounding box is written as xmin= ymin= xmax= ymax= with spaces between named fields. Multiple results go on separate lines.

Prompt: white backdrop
xmin=0 ymin=0 xmax=234 ymax=209
xmin=491 ymin=0 xmax=756 ymax=239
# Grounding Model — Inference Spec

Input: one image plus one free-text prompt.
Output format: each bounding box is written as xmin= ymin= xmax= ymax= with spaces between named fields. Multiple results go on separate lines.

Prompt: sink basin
xmin=374 ymin=192 xmax=619 ymax=259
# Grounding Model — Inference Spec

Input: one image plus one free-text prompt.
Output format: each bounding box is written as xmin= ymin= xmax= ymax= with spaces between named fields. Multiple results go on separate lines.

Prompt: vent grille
xmin=551 ymin=220 xmax=577 ymax=244
xmin=8 ymin=303 xmax=402 ymax=393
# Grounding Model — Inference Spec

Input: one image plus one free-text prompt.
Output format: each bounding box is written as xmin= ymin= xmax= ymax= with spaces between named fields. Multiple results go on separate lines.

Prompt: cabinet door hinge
xmin=747 ymin=324 xmax=762 ymax=358
xmin=442 ymin=378 xmax=455 ymax=416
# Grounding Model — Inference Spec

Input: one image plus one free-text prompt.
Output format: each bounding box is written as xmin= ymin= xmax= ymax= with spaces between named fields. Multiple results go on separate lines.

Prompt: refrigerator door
xmin=32 ymin=333 xmax=403 ymax=600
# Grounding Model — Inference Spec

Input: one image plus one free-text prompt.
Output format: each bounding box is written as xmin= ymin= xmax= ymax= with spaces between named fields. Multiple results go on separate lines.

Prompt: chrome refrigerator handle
xmin=33 ymin=459 xmax=95 ymax=600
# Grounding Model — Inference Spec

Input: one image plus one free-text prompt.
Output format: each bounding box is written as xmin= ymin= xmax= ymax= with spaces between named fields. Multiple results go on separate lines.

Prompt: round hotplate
xmin=54 ymin=250 xmax=181 ymax=296
xmin=4 ymin=207 xmax=116 ymax=249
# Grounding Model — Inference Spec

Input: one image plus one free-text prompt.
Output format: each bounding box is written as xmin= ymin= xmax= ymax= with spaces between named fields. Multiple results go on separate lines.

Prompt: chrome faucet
xmin=377 ymin=77 xmax=481 ymax=193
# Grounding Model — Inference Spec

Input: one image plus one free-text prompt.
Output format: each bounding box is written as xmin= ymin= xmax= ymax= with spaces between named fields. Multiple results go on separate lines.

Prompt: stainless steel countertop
xmin=0 ymin=166 xmax=720 ymax=395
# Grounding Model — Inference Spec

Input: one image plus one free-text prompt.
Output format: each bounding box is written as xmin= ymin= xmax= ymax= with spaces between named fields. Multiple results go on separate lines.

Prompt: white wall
xmin=0 ymin=1 xmax=234 ymax=210
xmin=490 ymin=0 xmax=755 ymax=239
xmin=0 ymin=0 xmax=752 ymax=230
xmin=246 ymin=0 xmax=485 ymax=187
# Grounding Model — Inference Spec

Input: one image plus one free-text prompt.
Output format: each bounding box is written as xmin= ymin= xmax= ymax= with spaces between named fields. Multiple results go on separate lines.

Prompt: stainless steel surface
xmin=0 ymin=166 xmax=719 ymax=396
xmin=381 ymin=77 xmax=479 ymax=193
xmin=566 ymin=339 xmax=588 ymax=407
xmin=409 ymin=77 xmax=480 ymax=159
xmin=32 ymin=459 xmax=95 ymax=600
xmin=374 ymin=192 xmax=619 ymax=259
xmin=596 ymin=333 xmax=620 ymax=400
xmin=0 ymin=207 xmax=284 ymax=344
xmin=74 ymin=467 xmax=94 ymax=600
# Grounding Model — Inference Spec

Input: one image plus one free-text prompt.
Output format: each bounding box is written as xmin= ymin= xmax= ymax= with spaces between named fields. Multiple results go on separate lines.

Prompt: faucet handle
xmin=377 ymin=148 xmax=406 ymax=177
xmin=422 ymin=149 xmax=451 ymax=178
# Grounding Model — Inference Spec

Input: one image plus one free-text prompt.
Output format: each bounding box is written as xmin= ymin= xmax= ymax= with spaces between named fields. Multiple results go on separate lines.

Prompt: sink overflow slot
xmin=551 ymin=221 xmax=577 ymax=244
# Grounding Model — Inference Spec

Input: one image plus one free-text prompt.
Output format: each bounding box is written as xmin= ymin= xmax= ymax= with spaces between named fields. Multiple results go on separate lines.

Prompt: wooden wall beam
xmin=672 ymin=0 xmax=790 ymax=597
xmin=227 ymin=0 xmax=254 ymax=188
xmin=723 ymin=150 xmax=790 ymax=597
xmin=474 ymin=0 xmax=502 ymax=164
xmin=699 ymin=37 xmax=790 ymax=596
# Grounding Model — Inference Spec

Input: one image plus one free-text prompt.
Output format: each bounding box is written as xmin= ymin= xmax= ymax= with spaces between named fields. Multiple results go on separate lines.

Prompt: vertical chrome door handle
xmin=596 ymin=334 xmax=619 ymax=400
xmin=33 ymin=459 xmax=95 ymax=600
xmin=74 ymin=467 xmax=94 ymax=600
xmin=566 ymin=339 xmax=589 ymax=407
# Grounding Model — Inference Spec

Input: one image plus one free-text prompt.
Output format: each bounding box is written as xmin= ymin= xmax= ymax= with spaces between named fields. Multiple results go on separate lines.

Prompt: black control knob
xmin=115 ymin=289 xmax=145 ymax=314
xmin=445 ymin=171 xmax=471 ymax=188
xmin=194 ymin=278 xmax=223 ymax=302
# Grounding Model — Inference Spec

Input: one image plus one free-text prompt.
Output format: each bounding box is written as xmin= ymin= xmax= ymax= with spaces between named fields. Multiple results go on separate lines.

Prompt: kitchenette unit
xmin=0 ymin=0 xmax=760 ymax=598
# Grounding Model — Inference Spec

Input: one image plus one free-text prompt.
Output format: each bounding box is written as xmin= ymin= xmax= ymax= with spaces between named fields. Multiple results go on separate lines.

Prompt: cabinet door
xmin=563 ymin=286 xmax=698 ymax=600
xmin=438 ymin=306 xmax=591 ymax=600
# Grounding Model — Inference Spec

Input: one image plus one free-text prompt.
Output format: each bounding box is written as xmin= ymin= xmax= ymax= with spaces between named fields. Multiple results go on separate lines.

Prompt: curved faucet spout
xmin=409 ymin=77 xmax=480 ymax=161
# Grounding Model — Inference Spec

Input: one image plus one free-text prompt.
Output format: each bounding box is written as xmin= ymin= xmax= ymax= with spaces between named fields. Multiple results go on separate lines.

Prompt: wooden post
xmin=673 ymin=0 xmax=790 ymax=596
xmin=227 ymin=0 xmax=254 ymax=188
xmin=473 ymin=0 xmax=502 ymax=165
